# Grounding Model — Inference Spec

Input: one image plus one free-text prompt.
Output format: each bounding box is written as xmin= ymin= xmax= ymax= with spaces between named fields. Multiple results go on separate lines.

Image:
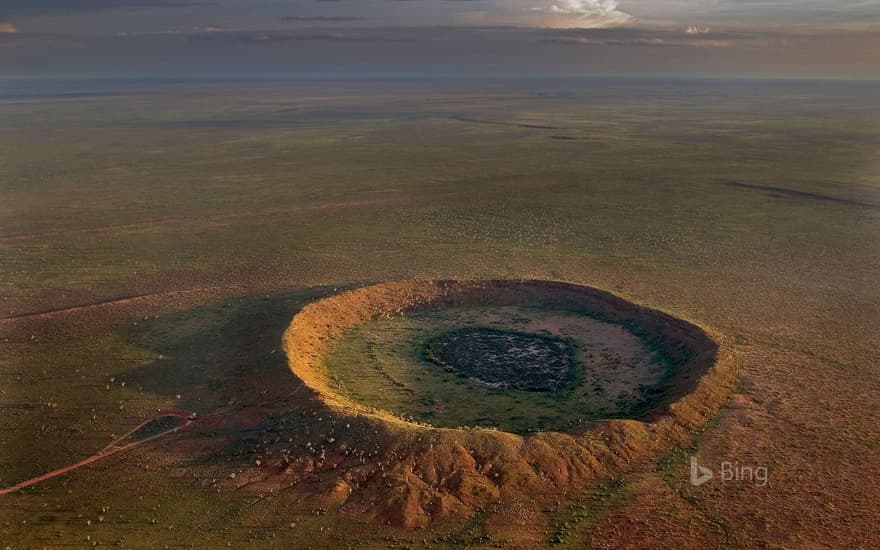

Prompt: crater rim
xmin=283 ymin=279 xmax=736 ymax=436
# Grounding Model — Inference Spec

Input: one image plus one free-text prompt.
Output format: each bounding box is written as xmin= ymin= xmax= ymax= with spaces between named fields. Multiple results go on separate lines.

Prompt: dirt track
xmin=0 ymin=410 xmax=194 ymax=496
xmin=0 ymin=286 xmax=241 ymax=323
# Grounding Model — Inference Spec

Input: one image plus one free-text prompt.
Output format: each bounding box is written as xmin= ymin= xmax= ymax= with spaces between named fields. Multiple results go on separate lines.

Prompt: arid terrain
xmin=1 ymin=77 xmax=879 ymax=548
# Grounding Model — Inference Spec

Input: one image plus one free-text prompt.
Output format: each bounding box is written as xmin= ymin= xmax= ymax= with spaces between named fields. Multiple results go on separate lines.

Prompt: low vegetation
xmin=2 ymin=78 xmax=876 ymax=547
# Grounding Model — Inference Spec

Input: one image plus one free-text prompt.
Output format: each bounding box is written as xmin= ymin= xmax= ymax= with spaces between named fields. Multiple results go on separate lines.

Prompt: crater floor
xmin=425 ymin=327 xmax=576 ymax=392
xmin=324 ymin=305 xmax=669 ymax=433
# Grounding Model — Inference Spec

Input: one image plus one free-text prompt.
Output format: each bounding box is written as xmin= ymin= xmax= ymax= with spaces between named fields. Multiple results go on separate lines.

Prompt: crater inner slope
xmin=324 ymin=305 xmax=669 ymax=432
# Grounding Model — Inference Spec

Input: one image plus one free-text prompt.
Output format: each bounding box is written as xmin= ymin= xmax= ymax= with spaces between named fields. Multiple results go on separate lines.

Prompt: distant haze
xmin=0 ymin=0 xmax=878 ymax=78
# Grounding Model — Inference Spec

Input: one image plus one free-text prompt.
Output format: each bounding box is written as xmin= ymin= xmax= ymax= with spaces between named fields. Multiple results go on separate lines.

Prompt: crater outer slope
xmin=282 ymin=280 xmax=737 ymax=527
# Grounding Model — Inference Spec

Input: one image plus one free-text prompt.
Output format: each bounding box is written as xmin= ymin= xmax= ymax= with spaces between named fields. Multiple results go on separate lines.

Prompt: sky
xmin=0 ymin=1 xmax=879 ymax=78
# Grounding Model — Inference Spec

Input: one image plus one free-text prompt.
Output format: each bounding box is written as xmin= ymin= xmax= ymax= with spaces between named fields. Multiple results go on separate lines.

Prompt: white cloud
xmin=685 ymin=25 xmax=710 ymax=34
xmin=533 ymin=0 xmax=632 ymax=27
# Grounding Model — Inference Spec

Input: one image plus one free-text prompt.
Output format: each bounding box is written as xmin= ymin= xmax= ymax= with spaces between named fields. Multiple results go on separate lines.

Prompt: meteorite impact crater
xmin=282 ymin=280 xmax=736 ymax=527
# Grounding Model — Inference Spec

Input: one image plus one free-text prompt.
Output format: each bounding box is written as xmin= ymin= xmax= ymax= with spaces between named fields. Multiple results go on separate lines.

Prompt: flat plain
xmin=1 ymin=77 xmax=879 ymax=548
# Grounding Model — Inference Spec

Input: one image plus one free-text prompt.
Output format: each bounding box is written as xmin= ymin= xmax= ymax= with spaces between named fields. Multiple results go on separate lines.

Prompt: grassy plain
xmin=1 ymin=77 xmax=879 ymax=547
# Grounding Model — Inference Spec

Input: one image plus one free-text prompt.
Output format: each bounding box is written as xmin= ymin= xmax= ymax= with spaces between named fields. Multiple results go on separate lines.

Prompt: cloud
xmin=115 ymin=25 xmax=222 ymax=37
xmin=0 ymin=0 xmax=211 ymax=17
xmin=685 ymin=25 xmax=710 ymax=35
xmin=0 ymin=21 xmax=16 ymax=33
xmin=547 ymin=35 xmax=733 ymax=48
xmin=190 ymin=30 xmax=413 ymax=44
xmin=535 ymin=0 xmax=632 ymax=27
xmin=283 ymin=16 xmax=367 ymax=23
xmin=542 ymin=27 xmax=737 ymax=48
xmin=626 ymin=0 xmax=880 ymax=30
